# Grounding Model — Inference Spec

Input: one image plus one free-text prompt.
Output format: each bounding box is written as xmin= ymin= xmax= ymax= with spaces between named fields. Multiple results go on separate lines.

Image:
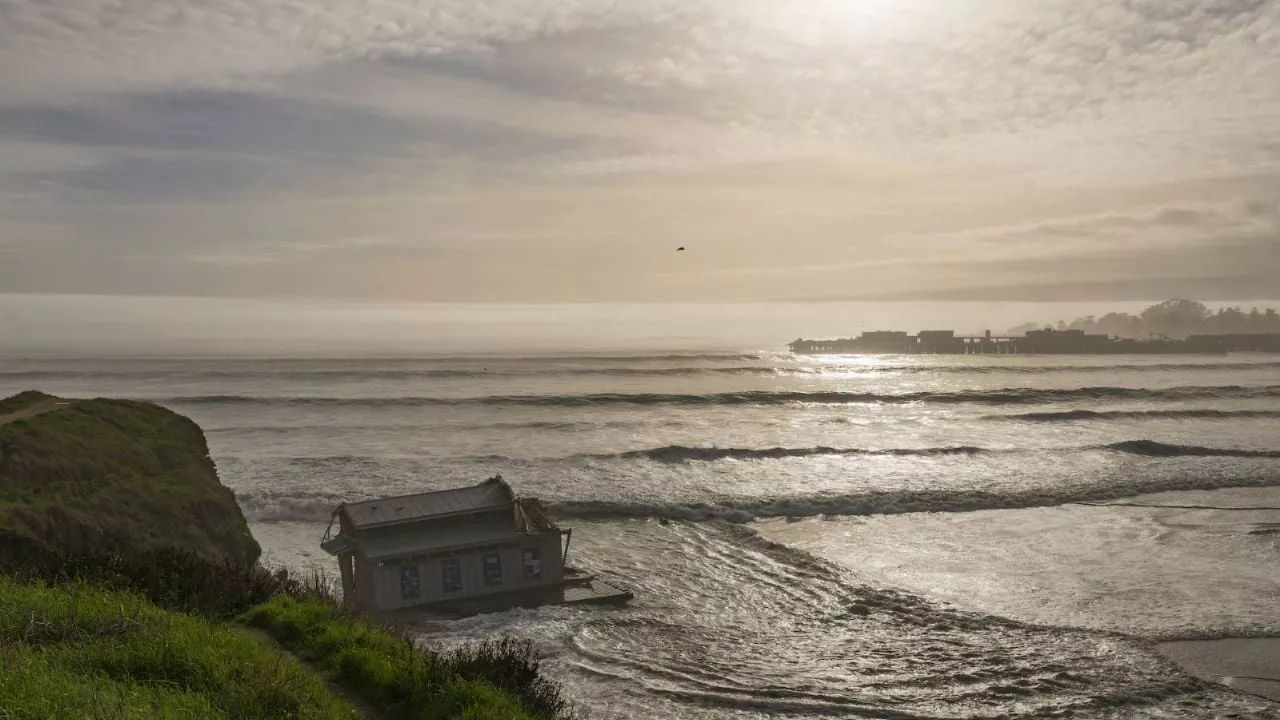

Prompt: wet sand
xmin=1157 ymin=638 xmax=1280 ymax=702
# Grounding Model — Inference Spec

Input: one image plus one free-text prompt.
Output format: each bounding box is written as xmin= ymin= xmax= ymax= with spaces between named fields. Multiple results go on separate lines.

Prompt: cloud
xmin=0 ymin=92 xmax=425 ymax=158
xmin=781 ymin=197 xmax=1280 ymax=302
xmin=877 ymin=198 xmax=1280 ymax=263
xmin=189 ymin=236 xmax=406 ymax=266
xmin=5 ymin=1 xmax=1279 ymax=179
xmin=0 ymin=0 xmax=695 ymax=102
xmin=1 ymin=0 xmax=1279 ymax=304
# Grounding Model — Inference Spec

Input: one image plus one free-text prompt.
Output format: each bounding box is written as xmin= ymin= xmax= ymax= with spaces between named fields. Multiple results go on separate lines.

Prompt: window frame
xmin=522 ymin=547 xmax=542 ymax=580
xmin=441 ymin=557 xmax=462 ymax=594
xmin=399 ymin=564 xmax=421 ymax=600
xmin=482 ymin=552 xmax=503 ymax=587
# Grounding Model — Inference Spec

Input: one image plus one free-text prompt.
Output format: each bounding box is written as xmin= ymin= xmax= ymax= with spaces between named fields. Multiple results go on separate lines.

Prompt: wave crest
xmin=990 ymin=409 xmax=1280 ymax=422
xmin=610 ymin=445 xmax=988 ymax=463
xmin=238 ymin=439 xmax=1280 ymax=524
xmin=585 ymin=440 xmax=1280 ymax=463
xmin=13 ymin=359 xmax=1280 ymax=383
xmin=1105 ymin=440 xmax=1280 ymax=458
xmin=551 ymin=472 xmax=1280 ymax=523
xmin=163 ymin=384 xmax=1280 ymax=408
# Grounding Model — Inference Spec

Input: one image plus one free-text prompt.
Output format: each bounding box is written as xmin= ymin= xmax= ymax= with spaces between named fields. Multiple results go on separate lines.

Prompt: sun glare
xmin=773 ymin=0 xmax=944 ymax=44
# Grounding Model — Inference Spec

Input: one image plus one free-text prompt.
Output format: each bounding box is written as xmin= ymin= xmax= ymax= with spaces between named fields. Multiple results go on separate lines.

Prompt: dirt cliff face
xmin=0 ymin=392 xmax=260 ymax=566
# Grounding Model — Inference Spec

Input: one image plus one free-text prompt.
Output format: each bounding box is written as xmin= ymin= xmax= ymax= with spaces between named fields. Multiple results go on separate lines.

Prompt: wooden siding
xmin=353 ymin=552 xmax=377 ymax=612
xmin=366 ymin=532 xmax=565 ymax=612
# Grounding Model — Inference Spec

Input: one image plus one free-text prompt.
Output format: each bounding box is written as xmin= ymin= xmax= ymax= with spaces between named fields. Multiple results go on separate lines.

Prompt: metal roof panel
xmin=360 ymin=524 xmax=527 ymax=560
xmin=342 ymin=480 xmax=512 ymax=529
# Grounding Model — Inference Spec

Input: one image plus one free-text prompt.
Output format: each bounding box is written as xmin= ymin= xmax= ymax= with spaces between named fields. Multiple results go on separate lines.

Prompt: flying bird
xmin=676 ymin=246 xmax=685 ymax=252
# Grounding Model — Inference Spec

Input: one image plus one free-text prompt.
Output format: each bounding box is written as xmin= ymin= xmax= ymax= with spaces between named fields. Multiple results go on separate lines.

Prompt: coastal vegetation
xmin=1007 ymin=298 xmax=1280 ymax=339
xmin=0 ymin=577 xmax=360 ymax=720
xmin=0 ymin=391 xmax=260 ymax=565
xmin=243 ymin=596 xmax=568 ymax=720
xmin=0 ymin=392 xmax=569 ymax=720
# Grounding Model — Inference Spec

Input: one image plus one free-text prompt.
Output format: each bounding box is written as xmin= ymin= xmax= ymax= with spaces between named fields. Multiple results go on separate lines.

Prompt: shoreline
xmin=1156 ymin=638 xmax=1280 ymax=702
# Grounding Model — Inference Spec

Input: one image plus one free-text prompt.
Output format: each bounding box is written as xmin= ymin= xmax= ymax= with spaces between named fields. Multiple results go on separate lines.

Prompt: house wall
xmin=352 ymin=552 xmax=377 ymax=612
xmin=337 ymin=552 xmax=355 ymax=606
xmin=368 ymin=531 xmax=565 ymax=611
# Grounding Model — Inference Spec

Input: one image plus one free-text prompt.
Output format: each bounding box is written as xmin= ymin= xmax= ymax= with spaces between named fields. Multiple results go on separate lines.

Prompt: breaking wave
xmin=206 ymin=419 xmax=643 ymax=435
xmin=16 ymin=359 xmax=1279 ymax=382
xmin=236 ymin=440 xmax=1280 ymax=523
xmin=161 ymin=384 xmax=1280 ymax=408
xmin=550 ymin=473 xmax=1280 ymax=524
xmin=586 ymin=440 xmax=1280 ymax=463
xmin=989 ymin=408 xmax=1280 ymax=422
xmin=605 ymin=445 xmax=989 ymax=462
xmin=1105 ymin=440 xmax=1280 ymax=458
xmin=224 ymin=441 xmax=1280 ymax=471
xmin=236 ymin=491 xmax=351 ymax=523
xmin=879 ymin=361 xmax=1280 ymax=374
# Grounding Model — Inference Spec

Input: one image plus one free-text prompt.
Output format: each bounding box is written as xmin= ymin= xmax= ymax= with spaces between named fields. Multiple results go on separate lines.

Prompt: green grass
xmin=0 ymin=577 xmax=359 ymax=720
xmin=0 ymin=391 xmax=56 ymax=419
xmin=0 ymin=394 xmax=260 ymax=566
xmin=242 ymin=596 xmax=564 ymax=720
xmin=0 ymin=539 xmax=297 ymax=621
xmin=3 ymin=544 xmax=573 ymax=719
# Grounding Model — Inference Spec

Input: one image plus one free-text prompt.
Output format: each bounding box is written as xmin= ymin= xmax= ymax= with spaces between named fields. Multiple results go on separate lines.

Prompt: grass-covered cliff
xmin=0 ymin=577 xmax=361 ymax=719
xmin=0 ymin=573 xmax=564 ymax=720
xmin=0 ymin=391 xmax=569 ymax=719
xmin=0 ymin=391 xmax=259 ymax=565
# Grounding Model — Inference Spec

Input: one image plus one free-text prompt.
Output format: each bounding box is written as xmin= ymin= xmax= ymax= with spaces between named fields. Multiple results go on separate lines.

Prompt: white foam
xmin=758 ymin=486 xmax=1280 ymax=641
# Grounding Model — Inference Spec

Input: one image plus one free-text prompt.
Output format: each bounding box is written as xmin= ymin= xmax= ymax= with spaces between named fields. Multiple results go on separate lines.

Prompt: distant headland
xmin=1005 ymin=299 xmax=1280 ymax=339
xmin=791 ymin=299 xmax=1280 ymax=355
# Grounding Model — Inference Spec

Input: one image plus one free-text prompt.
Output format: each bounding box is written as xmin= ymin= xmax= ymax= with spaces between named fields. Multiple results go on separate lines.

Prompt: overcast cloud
xmin=1 ymin=0 xmax=1278 ymax=303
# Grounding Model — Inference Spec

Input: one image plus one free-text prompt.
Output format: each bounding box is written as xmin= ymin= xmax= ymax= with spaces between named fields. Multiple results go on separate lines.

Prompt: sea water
xmin=3 ymin=352 xmax=1278 ymax=718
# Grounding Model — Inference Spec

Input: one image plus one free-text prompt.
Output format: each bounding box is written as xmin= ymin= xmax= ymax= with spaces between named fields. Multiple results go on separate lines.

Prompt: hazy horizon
xmin=3 ymin=293 xmax=1279 ymax=357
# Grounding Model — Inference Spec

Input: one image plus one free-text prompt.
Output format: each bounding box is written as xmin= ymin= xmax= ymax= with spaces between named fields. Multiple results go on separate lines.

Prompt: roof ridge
xmin=340 ymin=477 xmax=514 ymax=528
xmin=343 ymin=480 xmax=495 ymax=508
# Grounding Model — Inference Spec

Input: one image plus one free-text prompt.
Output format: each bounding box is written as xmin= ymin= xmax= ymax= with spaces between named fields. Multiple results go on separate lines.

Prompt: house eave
xmin=321 ymin=535 xmax=357 ymax=556
xmin=342 ymin=505 xmax=509 ymax=531
xmin=360 ymin=527 xmax=565 ymax=562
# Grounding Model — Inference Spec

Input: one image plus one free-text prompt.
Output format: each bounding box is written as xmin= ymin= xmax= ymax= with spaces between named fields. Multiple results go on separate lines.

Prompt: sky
xmin=1 ymin=0 xmax=1279 ymax=315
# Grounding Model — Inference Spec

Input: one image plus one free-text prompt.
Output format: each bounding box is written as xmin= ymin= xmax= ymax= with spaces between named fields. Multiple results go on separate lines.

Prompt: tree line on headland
xmin=1007 ymin=299 xmax=1280 ymax=339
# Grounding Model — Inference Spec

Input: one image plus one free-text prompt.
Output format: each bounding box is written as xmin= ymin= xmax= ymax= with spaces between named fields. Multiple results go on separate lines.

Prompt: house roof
xmin=360 ymin=524 xmax=526 ymax=561
xmin=340 ymin=478 xmax=513 ymax=529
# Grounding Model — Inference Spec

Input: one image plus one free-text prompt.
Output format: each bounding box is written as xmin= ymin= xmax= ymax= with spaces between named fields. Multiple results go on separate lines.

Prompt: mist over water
xmin=4 ymin=350 xmax=1277 ymax=718
xmin=0 ymin=296 xmax=1171 ymax=357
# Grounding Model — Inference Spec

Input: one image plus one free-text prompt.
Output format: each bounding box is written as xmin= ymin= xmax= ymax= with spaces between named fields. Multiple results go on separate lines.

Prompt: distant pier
xmin=789 ymin=329 xmax=1280 ymax=355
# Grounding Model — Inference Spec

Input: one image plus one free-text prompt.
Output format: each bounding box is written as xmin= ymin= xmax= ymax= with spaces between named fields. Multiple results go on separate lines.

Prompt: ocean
xmin=3 ymin=351 xmax=1278 ymax=718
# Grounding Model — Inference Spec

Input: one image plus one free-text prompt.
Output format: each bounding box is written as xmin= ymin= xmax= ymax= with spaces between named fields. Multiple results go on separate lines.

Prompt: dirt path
xmin=236 ymin=625 xmax=387 ymax=720
xmin=0 ymin=398 xmax=75 ymax=427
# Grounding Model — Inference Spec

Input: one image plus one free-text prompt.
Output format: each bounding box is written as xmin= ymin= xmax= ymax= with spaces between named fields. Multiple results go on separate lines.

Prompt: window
xmin=399 ymin=565 xmax=421 ymax=600
xmin=441 ymin=558 xmax=462 ymax=594
xmin=483 ymin=553 xmax=503 ymax=586
xmin=522 ymin=547 xmax=541 ymax=580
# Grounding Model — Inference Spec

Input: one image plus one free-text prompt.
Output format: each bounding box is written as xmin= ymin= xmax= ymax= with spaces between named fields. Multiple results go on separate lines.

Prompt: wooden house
xmin=321 ymin=476 xmax=630 ymax=614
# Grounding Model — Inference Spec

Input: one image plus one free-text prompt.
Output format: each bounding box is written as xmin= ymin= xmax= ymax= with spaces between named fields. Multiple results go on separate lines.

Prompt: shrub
xmin=242 ymin=595 xmax=572 ymax=720
xmin=0 ymin=536 xmax=292 ymax=619
xmin=438 ymin=637 xmax=572 ymax=719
